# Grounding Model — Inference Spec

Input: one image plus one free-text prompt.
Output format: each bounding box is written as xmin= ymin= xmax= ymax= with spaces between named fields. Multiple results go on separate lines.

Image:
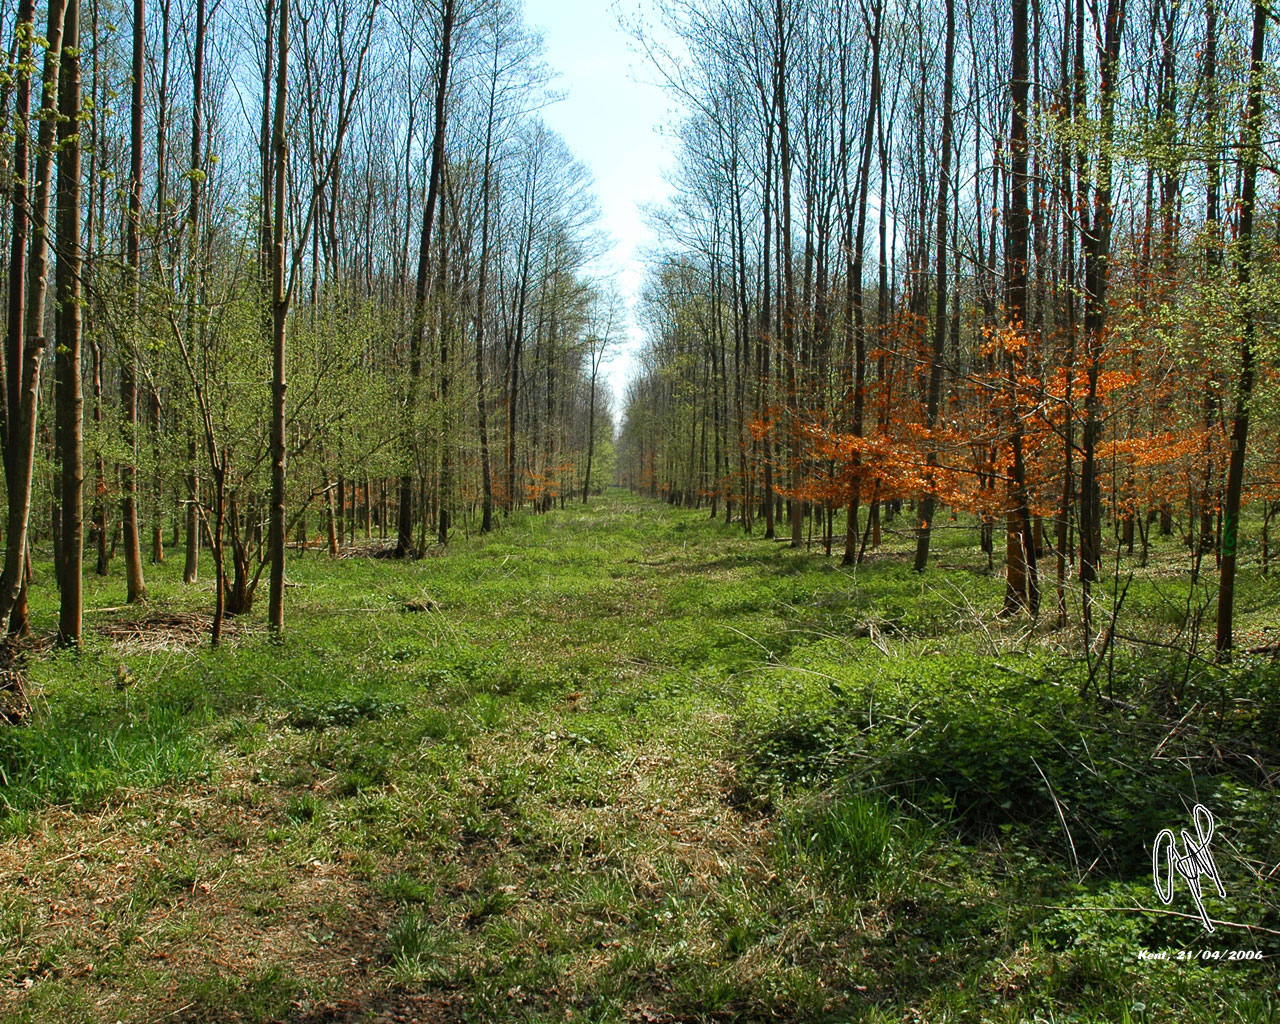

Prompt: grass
xmin=0 ymin=487 xmax=1276 ymax=1022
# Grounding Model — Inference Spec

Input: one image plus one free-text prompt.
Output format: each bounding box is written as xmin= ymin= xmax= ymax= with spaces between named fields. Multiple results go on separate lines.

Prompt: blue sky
xmin=521 ymin=0 xmax=681 ymax=413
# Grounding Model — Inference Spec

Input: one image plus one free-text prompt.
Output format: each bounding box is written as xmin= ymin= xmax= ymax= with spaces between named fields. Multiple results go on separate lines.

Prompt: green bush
xmin=746 ymin=655 xmax=1279 ymax=876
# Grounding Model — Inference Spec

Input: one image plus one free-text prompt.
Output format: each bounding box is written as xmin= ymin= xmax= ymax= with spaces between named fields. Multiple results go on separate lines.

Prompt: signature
xmin=1153 ymin=803 xmax=1225 ymax=933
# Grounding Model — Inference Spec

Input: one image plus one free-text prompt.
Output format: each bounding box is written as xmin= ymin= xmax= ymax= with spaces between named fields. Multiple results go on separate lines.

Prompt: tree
xmin=396 ymin=0 xmax=456 ymax=557
xmin=266 ymin=0 xmax=291 ymax=634
xmin=122 ymin=0 xmax=148 ymax=604
xmin=1214 ymin=0 xmax=1268 ymax=659
xmin=0 ymin=0 xmax=65 ymax=637
xmin=183 ymin=0 xmax=208 ymax=585
xmin=912 ymin=0 xmax=955 ymax=573
xmin=1078 ymin=0 xmax=1126 ymax=631
xmin=582 ymin=287 xmax=621 ymax=503
xmin=1001 ymin=0 xmax=1038 ymax=617
xmin=55 ymin=0 xmax=84 ymax=647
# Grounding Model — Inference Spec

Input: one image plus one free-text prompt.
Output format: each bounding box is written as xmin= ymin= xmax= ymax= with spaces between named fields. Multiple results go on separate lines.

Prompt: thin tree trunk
xmin=55 ymin=0 xmax=84 ymax=647
xmin=1196 ymin=0 xmax=1220 ymax=575
xmin=150 ymin=0 xmax=171 ymax=565
xmin=913 ymin=0 xmax=955 ymax=572
xmin=583 ymin=362 xmax=597 ymax=502
xmin=396 ymin=0 xmax=455 ymax=556
xmin=3 ymin=0 xmax=66 ymax=633
xmin=121 ymin=0 xmax=147 ymax=603
xmin=1002 ymin=0 xmax=1039 ymax=616
xmin=842 ymin=1 xmax=881 ymax=566
xmin=1079 ymin=0 xmax=1125 ymax=632
xmin=4 ymin=0 xmax=35 ymax=479
xmin=473 ymin=29 xmax=499 ymax=532
xmin=183 ymin=0 xmax=206 ymax=586
xmin=1215 ymin=0 xmax=1267 ymax=659
xmin=266 ymin=0 xmax=290 ymax=634
xmin=773 ymin=0 xmax=801 ymax=549
xmin=2 ymin=0 xmax=36 ymax=631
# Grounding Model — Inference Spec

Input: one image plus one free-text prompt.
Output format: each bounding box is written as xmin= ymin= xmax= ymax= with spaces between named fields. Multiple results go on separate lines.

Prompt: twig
xmin=150 ymin=1002 xmax=196 ymax=1023
xmin=1031 ymin=755 xmax=1080 ymax=882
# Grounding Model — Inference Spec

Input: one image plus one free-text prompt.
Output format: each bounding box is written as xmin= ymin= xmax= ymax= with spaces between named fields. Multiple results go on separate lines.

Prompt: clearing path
xmin=1 ymin=490 xmax=1273 ymax=1022
xmin=2 ymin=491 xmax=862 ymax=1022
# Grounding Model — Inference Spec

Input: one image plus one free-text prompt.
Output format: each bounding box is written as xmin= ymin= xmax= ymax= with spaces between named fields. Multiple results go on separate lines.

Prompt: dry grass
xmin=95 ymin=612 xmax=248 ymax=654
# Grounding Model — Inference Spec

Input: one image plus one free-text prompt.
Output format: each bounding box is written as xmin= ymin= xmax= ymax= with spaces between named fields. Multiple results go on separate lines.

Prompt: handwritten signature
xmin=1153 ymin=803 xmax=1226 ymax=933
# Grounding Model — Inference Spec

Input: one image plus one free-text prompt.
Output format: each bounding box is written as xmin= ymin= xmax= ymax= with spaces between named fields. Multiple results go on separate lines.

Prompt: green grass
xmin=0 ymin=488 xmax=1276 ymax=1021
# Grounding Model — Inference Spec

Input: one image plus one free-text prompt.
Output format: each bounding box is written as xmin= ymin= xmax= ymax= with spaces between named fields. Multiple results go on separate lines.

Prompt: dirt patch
xmin=0 ymin=770 xmax=405 ymax=1021
xmin=291 ymin=990 xmax=466 ymax=1023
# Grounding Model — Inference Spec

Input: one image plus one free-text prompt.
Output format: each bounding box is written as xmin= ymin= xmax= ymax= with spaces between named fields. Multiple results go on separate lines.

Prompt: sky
xmin=520 ymin=0 xmax=682 ymax=417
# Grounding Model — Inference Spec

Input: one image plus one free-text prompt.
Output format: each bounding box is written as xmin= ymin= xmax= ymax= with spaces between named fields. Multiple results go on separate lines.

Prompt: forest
xmin=618 ymin=0 xmax=1279 ymax=656
xmin=0 ymin=0 xmax=619 ymax=654
xmin=0 ymin=0 xmax=1277 ymax=1019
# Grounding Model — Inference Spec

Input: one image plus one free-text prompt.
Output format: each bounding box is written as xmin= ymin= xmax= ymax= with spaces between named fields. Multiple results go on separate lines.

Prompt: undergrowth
xmin=0 ymin=489 xmax=1275 ymax=1022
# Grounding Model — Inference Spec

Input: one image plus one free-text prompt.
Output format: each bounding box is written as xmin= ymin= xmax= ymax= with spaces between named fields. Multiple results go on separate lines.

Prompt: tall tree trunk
xmin=1215 ymin=0 xmax=1267 ymax=659
xmin=121 ymin=0 xmax=147 ymax=603
xmin=3 ymin=0 xmax=35 ymax=479
xmin=55 ymin=0 xmax=84 ymax=647
xmin=437 ymin=199 xmax=452 ymax=546
xmin=1079 ymin=0 xmax=1125 ymax=631
xmin=266 ymin=0 xmax=290 ymax=634
xmin=913 ymin=0 xmax=955 ymax=572
xmin=396 ymin=0 xmax=455 ymax=556
xmin=1054 ymin=0 xmax=1078 ymax=626
xmin=0 ymin=337 xmax=43 ymax=630
xmin=759 ymin=86 xmax=775 ymax=541
xmin=258 ymin=0 xmax=275 ymax=285
xmin=150 ymin=0 xmax=171 ymax=565
xmin=3 ymin=0 xmax=36 ymax=629
xmin=3 ymin=0 xmax=66 ymax=634
xmin=841 ymin=0 xmax=880 ymax=566
xmin=1002 ymin=0 xmax=1039 ymax=616
xmin=183 ymin=0 xmax=207 ymax=584
xmin=473 ymin=29 xmax=499 ymax=532
xmin=773 ymin=0 xmax=801 ymax=549
xmin=1196 ymin=0 xmax=1220 ymax=574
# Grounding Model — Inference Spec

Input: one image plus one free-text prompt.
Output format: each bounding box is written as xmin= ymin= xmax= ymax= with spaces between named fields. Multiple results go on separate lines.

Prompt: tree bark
xmin=3 ymin=0 xmax=35 ymax=478
xmin=2 ymin=0 xmax=65 ymax=634
xmin=841 ymin=0 xmax=880 ymax=566
xmin=121 ymin=0 xmax=148 ymax=603
xmin=1079 ymin=0 xmax=1126 ymax=631
xmin=1215 ymin=0 xmax=1267 ymax=659
xmin=55 ymin=0 xmax=84 ymax=647
xmin=267 ymin=0 xmax=290 ymax=634
xmin=913 ymin=0 xmax=955 ymax=573
xmin=183 ymin=0 xmax=207 ymax=584
xmin=1001 ymin=0 xmax=1039 ymax=616
xmin=396 ymin=0 xmax=455 ymax=556
xmin=474 ymin=27 xmax=499 ymax=531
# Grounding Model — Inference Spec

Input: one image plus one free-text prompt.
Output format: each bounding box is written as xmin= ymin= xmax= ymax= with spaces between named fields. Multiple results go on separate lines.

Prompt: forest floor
xmin=1 ymin=489 xmax=1278 ymax=1023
